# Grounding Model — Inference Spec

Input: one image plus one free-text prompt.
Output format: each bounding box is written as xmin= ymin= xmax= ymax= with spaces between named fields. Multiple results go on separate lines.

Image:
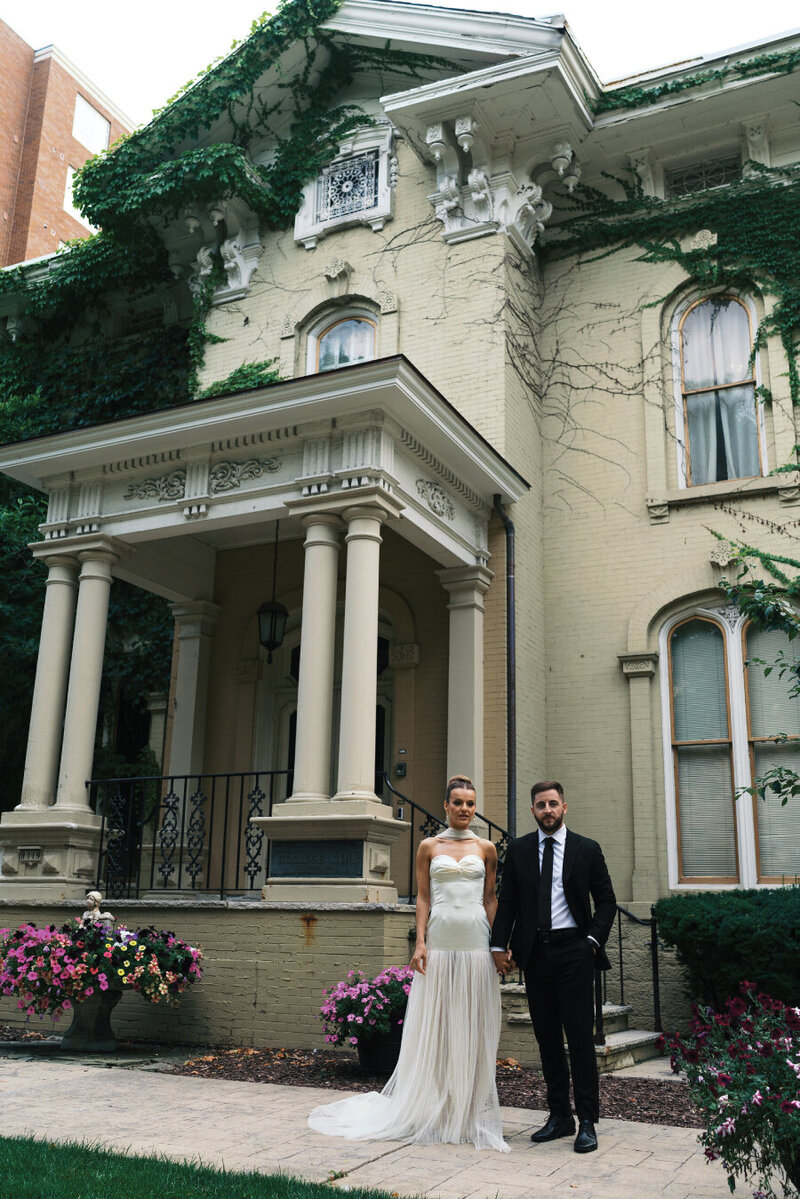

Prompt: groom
xmin=491 ymin=781 xmax=616 ymax=1154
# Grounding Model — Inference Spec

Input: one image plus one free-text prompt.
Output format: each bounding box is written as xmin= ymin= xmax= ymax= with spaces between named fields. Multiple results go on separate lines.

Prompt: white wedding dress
xmin=308 ymin=852 xmax=509 ymax=1152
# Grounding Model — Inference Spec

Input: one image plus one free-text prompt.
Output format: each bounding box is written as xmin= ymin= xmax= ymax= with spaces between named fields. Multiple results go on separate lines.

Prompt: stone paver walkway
xmin=0 ymin=1054 xmax=733 ymax=1197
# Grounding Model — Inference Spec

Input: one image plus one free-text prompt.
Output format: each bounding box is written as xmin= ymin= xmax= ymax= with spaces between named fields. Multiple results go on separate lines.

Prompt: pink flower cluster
xmin=318 ymin=964 xmax=414 ymax=1047
xmin=666 ymin=981 xmax=800 ymax=1198
xmin=0 ymin=919 xmax=203 ymax=1021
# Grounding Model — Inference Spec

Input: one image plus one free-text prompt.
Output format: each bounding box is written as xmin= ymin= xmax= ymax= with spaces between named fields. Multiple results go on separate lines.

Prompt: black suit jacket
xmin=491 ymin=829 xmax=617 ymax=971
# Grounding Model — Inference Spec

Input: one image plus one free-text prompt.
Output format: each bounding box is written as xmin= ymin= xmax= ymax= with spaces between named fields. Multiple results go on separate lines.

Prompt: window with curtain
xmin=679 ymin=296 xmax=760 ymax=486
xmin=666 ymin=611 xmax=800 ymax=884
xmin=315 ymin=316 xmax=376 ymax=373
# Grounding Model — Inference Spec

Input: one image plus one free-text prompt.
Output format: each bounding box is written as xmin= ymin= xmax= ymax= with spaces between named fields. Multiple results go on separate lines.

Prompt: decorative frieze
xmin=417 ymin=479 xmax=455 ymax=521
xmin=125 ymin=470 xmax=186 ymax=502
xmin=709 ymin=540 xmax=737 ymax=568
xmin=209 ymin=457 xmax=281 ymax=493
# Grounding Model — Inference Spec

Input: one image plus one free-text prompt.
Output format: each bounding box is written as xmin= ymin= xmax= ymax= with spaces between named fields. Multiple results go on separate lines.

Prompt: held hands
xmin=410 ymin=943 xmax=427 ymax=974
xmin=492 ymin=949 xmax=515 ymax=976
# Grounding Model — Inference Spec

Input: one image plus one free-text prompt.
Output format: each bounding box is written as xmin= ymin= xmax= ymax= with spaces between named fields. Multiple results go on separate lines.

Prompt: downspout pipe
xmin=493 ymin=495 xmax=517 ymax=837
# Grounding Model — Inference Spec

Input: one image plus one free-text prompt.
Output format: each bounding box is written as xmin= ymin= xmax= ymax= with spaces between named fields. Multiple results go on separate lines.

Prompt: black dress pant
xmin=523 ymin=936 xmax=599 ymax=1122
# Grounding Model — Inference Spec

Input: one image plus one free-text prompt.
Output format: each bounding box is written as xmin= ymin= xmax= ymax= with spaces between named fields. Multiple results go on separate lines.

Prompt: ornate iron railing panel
xmin=91 ymin=771 xmax=288 ymax=899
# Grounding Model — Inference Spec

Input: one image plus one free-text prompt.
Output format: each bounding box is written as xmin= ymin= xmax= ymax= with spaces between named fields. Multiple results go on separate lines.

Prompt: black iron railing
xmin=594 ymin=904 xmax=663 ymax=1045
xmin=382 ymin=773 xmax=511 ymax=900
xmin=91 ymin=771 xmax=289 ymax=899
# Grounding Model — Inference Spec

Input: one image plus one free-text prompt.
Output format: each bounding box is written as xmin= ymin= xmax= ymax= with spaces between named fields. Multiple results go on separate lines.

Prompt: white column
xmin=167 ymin=600 xmax=220 ymax=777
xmin=334 ymin=505 xmax=388 ymax=801
xmin=437 ymin=564 xmax=494 ymax=799
xmin=290 ymin=515 xmax=342 ymax=802
xmin=17 ymin=554 xmax=79 ymax=810
xmin=54 ymin=547 xmax=119 ymax=812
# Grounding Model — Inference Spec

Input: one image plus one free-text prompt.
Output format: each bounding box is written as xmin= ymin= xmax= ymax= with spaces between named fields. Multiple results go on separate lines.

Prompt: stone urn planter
xmin=0 ymin=893 xmax=203 ymax=1052
xmin=60 ymin=987 xmax=126 ymax=1053
xmin=356 ymin=1021 xmax=403 ymax=1075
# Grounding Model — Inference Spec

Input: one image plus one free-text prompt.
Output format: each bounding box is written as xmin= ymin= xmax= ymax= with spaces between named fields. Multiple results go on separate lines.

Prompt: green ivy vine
xmin=594 ymin=46 xmax=800 ymax=114
xmin=545 ymin=163 xmax=800 ymax=406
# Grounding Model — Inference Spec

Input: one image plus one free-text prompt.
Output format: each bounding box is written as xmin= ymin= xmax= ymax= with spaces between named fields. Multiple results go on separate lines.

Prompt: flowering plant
xmin=0 ymin=918 xmax=203 ymax=1020
xmin=665 ymin=982 xmax=800 ymax=1198
xmin=318 ymin=965 xmax=413 ymax=1047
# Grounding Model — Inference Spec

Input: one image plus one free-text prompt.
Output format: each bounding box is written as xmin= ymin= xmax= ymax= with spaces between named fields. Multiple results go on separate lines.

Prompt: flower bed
xmin=318 ymin=965 xmax=413 ymax=1047
xmin=666 ymin=982 xmax=800 ymax=1198
xmin=0 ymin=918 xmax=202 ymax=1020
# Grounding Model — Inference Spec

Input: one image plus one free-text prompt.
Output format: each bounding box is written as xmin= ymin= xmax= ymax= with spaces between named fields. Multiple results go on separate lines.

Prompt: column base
xmin=253 ymin=800 xmax=410 ymax=904
xmin=0 ymin=809 xmax=102 ymax=900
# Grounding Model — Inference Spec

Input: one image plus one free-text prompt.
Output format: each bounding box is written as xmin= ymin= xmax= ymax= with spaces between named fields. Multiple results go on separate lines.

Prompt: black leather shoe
xmin=530 ymin=1114 xmax=575 ymax=1143
xmin=574 ymin=1119 xmax=598 ymax=1153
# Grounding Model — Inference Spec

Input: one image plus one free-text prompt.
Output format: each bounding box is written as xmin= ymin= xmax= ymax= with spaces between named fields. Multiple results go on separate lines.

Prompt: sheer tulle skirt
xmin=308 ymin=948 xmax=509 ymax=1152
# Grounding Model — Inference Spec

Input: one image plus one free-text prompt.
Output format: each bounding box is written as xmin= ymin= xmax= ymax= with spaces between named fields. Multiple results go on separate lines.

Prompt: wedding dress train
xmin=308 ymin=853 xmax=509 ymax=1152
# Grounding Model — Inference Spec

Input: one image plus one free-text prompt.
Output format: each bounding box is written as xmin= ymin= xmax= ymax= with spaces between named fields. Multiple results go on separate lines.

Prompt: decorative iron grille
xmin=316 ymin=152 xmax=379 ymax=223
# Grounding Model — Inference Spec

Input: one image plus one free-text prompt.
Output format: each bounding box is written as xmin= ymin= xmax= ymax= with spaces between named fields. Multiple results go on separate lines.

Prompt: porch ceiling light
xmin=258 ymin=520 xmax=288 ymax=664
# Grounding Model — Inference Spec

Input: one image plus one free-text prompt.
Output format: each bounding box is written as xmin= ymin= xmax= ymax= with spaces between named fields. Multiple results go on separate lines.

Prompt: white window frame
xmin=294 ymin=126 xmax=395 ymax=250
xmin=659 ymin=604 xmax=798 ymax=889
xmin=670 ymin=292 xmax=767 ymax=489
xmin=306 ymin=308 xmax=377 ymax=375
xmin=72 ymin=94 xmax=110 ymax=155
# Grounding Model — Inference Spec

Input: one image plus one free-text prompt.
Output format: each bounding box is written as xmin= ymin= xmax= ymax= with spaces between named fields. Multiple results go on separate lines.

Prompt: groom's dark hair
xmin=531 ymin=780 xmax=564 ymax=801
xmin=445 ymin=774 xmax=476 ymax=801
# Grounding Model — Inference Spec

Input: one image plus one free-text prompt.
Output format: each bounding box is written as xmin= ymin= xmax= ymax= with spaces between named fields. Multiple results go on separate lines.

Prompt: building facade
xmin=0 ymin=18 xmax=131 ymax=267
xmin=0 ymin=0 xmax=798 ymax=939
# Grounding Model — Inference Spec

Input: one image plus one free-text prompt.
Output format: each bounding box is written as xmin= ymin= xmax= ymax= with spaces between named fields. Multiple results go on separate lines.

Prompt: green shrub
xmin=654 ymin=888 xmax=800 ymax=1008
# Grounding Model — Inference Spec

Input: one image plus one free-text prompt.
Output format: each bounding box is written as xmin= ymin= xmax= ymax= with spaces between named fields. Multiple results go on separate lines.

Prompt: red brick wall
xmin=1 ymin=20 xmax=131 ymax=267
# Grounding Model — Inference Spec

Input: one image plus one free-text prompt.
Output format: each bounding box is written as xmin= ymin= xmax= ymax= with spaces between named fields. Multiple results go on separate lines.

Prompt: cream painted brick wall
xmin=0 ymin=901 xmax=416 ymax=1048
xmin=536 ymin=247 xmax=798 ymax=900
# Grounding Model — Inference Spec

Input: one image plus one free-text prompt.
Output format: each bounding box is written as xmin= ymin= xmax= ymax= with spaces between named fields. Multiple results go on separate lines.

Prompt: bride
xmin=308 ymin=774 xmax=509 ymax=1152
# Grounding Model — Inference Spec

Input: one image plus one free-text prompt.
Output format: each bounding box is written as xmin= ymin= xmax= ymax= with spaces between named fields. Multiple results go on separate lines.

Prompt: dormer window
xmin=315 ymin=316 xmax=376 ymax=373
xmin=294 ymin=127 xmax=395 ymax=250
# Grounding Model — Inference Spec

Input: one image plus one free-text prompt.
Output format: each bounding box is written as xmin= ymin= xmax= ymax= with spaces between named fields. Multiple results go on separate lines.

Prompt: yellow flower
xmin=117 ymin=969 xmax=125 ymax=976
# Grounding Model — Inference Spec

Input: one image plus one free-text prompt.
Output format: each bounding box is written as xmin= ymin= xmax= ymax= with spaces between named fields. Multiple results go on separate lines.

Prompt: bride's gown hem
xmin=308 ymin=853 xmax=509 ymax=1153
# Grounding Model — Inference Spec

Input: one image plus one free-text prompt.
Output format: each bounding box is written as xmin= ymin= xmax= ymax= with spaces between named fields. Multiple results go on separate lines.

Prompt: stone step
xmin=595 ymin=1030 xmax=663 ymax=1074
xmin=502 ymin=988 xmax=633 ymax=1037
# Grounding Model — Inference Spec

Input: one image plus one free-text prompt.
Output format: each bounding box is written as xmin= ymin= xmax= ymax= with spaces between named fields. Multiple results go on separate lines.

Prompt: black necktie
xmin=537 ymin=837 xmax=555 ymax=930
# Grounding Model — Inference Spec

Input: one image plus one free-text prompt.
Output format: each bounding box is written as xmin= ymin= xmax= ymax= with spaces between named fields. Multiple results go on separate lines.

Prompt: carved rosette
xmin=416 ymin=479 xmax=455 ymax=521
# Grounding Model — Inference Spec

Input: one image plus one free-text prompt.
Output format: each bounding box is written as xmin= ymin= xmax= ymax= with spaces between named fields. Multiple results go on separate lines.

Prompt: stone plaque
xmin=270 ymin=840 xmax=363 ymax=879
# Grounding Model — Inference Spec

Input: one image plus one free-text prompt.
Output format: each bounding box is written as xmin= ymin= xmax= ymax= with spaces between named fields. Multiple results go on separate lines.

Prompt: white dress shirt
xmin=538 ymin=825 xmax=576 ymax=930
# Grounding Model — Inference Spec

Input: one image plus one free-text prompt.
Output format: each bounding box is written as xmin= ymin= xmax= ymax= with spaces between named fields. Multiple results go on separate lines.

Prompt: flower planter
xmin=60 ymin=987 xmax=125 ymax=1053
xmin=356 ymin=1021 xmax=403 ymax=1075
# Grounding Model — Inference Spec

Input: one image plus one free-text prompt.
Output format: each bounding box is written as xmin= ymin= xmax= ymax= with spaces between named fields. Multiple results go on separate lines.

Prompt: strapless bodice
xmin=426 ymin=853 xmax=491 ymax=951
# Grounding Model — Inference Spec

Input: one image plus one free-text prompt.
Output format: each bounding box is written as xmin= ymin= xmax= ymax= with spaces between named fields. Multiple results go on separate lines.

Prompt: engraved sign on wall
xmin=270 ymin=840 xmax=363 ymax=878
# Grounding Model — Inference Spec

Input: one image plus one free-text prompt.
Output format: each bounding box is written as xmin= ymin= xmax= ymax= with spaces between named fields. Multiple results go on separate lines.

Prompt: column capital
xmin=437 ymin=563 xmax=494 ymax=599
xmin=169 ymin=599 xmax=221 ymax=639
xmin=30 ymin=534 xmax=129 ymax=565
xmin=618 ymin=651 xmax=659 ymax=679
xmin=285 ymin=487 xmax=404 ymax=524
xmin=31 ymin=550 xmax=80 ymax=572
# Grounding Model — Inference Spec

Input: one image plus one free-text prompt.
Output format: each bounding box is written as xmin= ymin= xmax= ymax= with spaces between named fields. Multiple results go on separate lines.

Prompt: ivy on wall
xmin=594 ymin=46 xmax=800 ymax=114
xmin=545 ymin=163 xmax=800 ymax=406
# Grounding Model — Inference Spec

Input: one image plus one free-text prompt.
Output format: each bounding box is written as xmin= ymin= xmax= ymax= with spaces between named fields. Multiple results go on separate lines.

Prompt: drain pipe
xmin=493 ymin=495 xmax=517 ymax=837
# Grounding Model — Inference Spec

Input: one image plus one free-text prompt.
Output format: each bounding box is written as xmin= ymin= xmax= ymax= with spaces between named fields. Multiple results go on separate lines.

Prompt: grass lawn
xmin=0 ymin=1135 xmax=399 ymax=1199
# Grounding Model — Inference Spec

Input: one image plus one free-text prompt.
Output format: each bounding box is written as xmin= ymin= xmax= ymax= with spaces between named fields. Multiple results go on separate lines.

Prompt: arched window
xmin=677 ymin=296 xmax=761 ymax=486
xmin=663 ymin=608 xmax=800 ymax=885
xmin=314 ymin=316 xmax=376 ymax=373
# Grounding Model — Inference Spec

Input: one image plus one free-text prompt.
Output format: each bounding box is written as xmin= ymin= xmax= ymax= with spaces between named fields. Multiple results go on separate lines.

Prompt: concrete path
xmin=0 ymin=1053 xmax=734 ymax=1198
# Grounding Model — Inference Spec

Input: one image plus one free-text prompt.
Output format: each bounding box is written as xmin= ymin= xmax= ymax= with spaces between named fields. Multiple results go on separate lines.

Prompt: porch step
xmin=594 ymin=1030 xmax=663 ymax=1073
xmin=501 ymin=986 xmax=633 ymax=1037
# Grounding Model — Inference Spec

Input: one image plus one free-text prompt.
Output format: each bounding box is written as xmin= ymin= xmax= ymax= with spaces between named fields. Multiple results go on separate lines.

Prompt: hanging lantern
xmin=257 ymin=520 xmax=288 ymax=664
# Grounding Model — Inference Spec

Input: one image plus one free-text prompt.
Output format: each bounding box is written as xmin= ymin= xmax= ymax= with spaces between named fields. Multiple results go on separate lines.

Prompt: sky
xmin=3 ymin=0 xmax=800 ymax=128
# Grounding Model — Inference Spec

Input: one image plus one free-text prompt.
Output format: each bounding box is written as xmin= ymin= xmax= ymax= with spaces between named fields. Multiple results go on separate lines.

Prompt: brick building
xmin=0 ymin=18 xmax=131 ymax=267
